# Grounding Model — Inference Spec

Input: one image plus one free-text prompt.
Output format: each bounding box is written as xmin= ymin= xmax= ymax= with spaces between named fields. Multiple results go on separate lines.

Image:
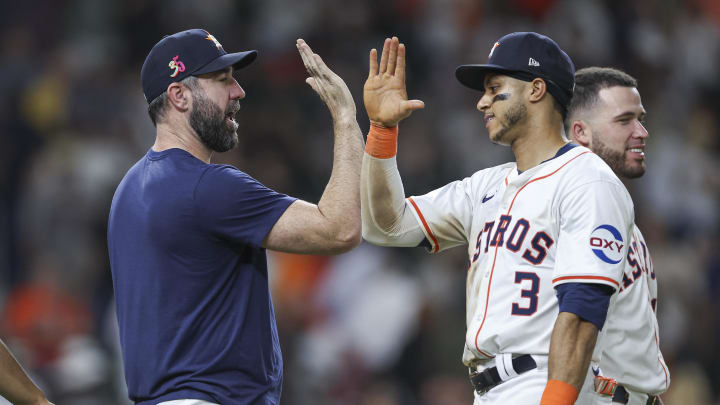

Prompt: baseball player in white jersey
xmin=361 ymin=33 xmax=634 ymax=405
xmin=566 ymin=67 xmax=670 ymax=405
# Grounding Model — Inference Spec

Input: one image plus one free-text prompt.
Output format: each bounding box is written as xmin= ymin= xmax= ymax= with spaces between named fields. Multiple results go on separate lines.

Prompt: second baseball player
xmin=361 ymin=34 xmax=634 ymax=404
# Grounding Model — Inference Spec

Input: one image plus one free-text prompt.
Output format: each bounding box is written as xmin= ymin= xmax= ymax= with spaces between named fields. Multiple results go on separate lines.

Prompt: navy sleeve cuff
xmin=555 ymin=283 xmax=614 ymax=330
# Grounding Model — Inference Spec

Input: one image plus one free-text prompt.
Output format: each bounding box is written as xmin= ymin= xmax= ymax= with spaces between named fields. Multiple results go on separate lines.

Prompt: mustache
xmin=226 ymin=101 xmax=241 ymax=116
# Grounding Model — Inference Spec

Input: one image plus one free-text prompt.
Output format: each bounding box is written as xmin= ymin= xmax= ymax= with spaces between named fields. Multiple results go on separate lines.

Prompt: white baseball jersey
xmin=405 ymin=145 xmax=634 ymax=364
xmin=594 ymin=225 xmax=670 ymax=394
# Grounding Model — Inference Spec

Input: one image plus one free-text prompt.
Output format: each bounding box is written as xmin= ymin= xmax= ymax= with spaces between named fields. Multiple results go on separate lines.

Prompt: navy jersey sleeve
xmin=194 ymin=165 xmax=297 ymax=247
xmin=555 ymin=283 xmax=614 ymax=330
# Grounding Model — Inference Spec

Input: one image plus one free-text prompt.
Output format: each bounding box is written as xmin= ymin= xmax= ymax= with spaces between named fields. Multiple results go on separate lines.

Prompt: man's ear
xmin=167 ymin=82 xmax=190 ymax=111
xmin=527 ymin=78 xmax=548 ymax=103
xmin=570 ymin=119 xmax=591 ymax=147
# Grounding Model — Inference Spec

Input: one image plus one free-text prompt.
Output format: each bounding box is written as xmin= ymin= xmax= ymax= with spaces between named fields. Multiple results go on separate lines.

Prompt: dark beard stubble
xmin=591 ymin=132 xmax=645 ymax=179
xmin=491 ymin=100 xmax=527 ymax=146
xmin=189 ymin=89 xmax=239 ymax=153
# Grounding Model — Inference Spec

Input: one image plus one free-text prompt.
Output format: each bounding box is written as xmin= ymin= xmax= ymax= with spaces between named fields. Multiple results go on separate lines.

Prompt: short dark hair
xmin=565 ymin=67 xmax=638 ymax=132
xmin=147 ymin=76 xmax=200 ymax=127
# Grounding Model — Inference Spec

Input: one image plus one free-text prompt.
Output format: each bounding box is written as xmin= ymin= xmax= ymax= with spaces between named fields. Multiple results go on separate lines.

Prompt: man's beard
xmin=491 ymin=100 xmax=527 ymax=146
xmin=592 ymin=132 xmax=645 ymax=179
xmin=189 ymin=89 xmax=240 ymax=153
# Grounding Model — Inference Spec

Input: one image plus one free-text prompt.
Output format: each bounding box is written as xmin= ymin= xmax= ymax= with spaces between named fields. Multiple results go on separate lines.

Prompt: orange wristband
xmin=540 ymin=379 xmax=579 ymax=405
xmin=365 ymin=123 xmax=398 ymax=159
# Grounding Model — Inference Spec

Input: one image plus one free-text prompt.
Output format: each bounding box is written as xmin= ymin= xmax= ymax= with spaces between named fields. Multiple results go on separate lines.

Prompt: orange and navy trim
xmin=552 ymin=275 xmax=619 ymax=288
xmin=408 ymin=197 xmax=439 ymax=253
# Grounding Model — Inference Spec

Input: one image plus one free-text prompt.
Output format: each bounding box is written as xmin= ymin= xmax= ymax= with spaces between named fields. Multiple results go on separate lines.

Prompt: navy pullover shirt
xmin=108 ymin=148 xmax=296 ymax=405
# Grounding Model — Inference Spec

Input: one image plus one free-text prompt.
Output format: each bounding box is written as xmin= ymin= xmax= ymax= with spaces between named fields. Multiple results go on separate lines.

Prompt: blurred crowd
xmin=1 ymin=0 xmax=719 ymax=404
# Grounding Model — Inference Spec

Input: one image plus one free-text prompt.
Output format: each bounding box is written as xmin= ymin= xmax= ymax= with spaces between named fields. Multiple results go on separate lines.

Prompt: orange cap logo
xmin=205 ymin=33 xmax=223 ymax=51
xmin=489 ymin=42 xmax=500 ymax=58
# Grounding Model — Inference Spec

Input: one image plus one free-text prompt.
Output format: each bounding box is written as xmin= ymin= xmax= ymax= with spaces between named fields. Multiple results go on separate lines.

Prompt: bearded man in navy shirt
xmin=107 ymin=29 xmax=364 ymax=405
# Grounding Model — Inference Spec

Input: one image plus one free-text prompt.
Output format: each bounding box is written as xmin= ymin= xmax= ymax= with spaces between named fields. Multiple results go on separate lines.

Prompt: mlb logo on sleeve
xmin=589 ymin=224 xmax=624 ymax=264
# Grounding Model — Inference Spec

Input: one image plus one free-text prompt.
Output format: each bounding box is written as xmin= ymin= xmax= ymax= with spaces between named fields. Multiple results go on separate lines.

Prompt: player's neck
xmin=153 ymin=118 xmax=213 ymax=164
xmin=511 ymin=121 xmax=567 ymax=172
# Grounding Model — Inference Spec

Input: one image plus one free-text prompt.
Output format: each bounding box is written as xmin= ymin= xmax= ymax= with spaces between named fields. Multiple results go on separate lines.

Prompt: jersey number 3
xmin=511 ymin=271 xmax=539 ymax=316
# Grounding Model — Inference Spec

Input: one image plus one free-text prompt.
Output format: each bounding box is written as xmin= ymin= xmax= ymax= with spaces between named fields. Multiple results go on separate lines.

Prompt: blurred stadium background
xmin=1 ymin=0 xmax=719 ymax=404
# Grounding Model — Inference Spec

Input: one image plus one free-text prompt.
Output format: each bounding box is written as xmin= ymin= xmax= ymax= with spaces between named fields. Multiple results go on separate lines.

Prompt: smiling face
xmin=582 ymin=86 xmax=648 ymax=178
xmin=189 ymin=67 xmax=246 ymax=153
xmin=476 ymin=74 xmax=528 ymax=146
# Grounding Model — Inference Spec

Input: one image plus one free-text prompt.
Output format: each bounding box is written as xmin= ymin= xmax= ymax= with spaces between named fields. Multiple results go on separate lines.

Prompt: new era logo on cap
xmin=141 ymin=29 xmax=258 ymax=103
xmin=455 ymin=32 xmax=575 ymax=110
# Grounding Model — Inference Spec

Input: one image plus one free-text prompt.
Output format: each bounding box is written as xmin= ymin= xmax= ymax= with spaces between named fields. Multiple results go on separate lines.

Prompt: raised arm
xmin=361 ymin=37 xmax=427 ymax=247
xmin=0 ymin=339 xmax=52 ymax=405
xmin=263 ymin=39 xmax=364 ymax=255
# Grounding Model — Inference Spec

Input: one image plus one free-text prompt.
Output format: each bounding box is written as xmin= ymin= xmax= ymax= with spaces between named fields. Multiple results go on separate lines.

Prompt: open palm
xmin=297 ymin=39 xmax=356 ymax=121
xmin=363 ymin=37 xmax=424 ymax=128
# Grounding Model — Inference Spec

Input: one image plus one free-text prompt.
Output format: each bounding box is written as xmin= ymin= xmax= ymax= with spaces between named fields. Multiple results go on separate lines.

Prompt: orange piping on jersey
xmin=654 ymin=323 xmax=670 ymax=390
xmin=641 ymin=235 xmax=668 ymax=389
xmin=505 ymin=152 xmax=591 ymax=212
xmin=552 ymin=275 xmax=619 ymax=288
xmin=408 ymin=197 xmax=439 ymax=253
xmin=474 ymin=151 xmax=592 ymax=353
xmin=660 ymin=359 xmax=669 ymax=390
xmin=655 ymin=315 xmax=669 ymax=389
xmin=632 ymin=229 xmax=669 ymax=391
xmin=658 ymin=334 xmax=669 ymax=389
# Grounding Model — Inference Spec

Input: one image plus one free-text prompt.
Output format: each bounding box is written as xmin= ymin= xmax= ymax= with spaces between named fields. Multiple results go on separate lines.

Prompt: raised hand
xmin=364 ymin=37 xmax=424 ymax=128
xmin=296 ymin=39 xmax=356 ymax=121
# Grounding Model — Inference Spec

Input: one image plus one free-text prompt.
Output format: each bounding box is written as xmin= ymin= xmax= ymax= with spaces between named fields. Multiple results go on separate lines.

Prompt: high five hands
xmin=364 ymin=37 xmax=425 ymax=128
xmin=296 ymin=39 xmax=356 ymax=121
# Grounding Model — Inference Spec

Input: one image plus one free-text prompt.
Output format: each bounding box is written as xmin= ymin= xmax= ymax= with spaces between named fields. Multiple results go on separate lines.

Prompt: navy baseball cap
xmin=141 ymin=29 xmax=257 ymax=103
xmin=455 ymin=32 xmax=575 ymax=110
